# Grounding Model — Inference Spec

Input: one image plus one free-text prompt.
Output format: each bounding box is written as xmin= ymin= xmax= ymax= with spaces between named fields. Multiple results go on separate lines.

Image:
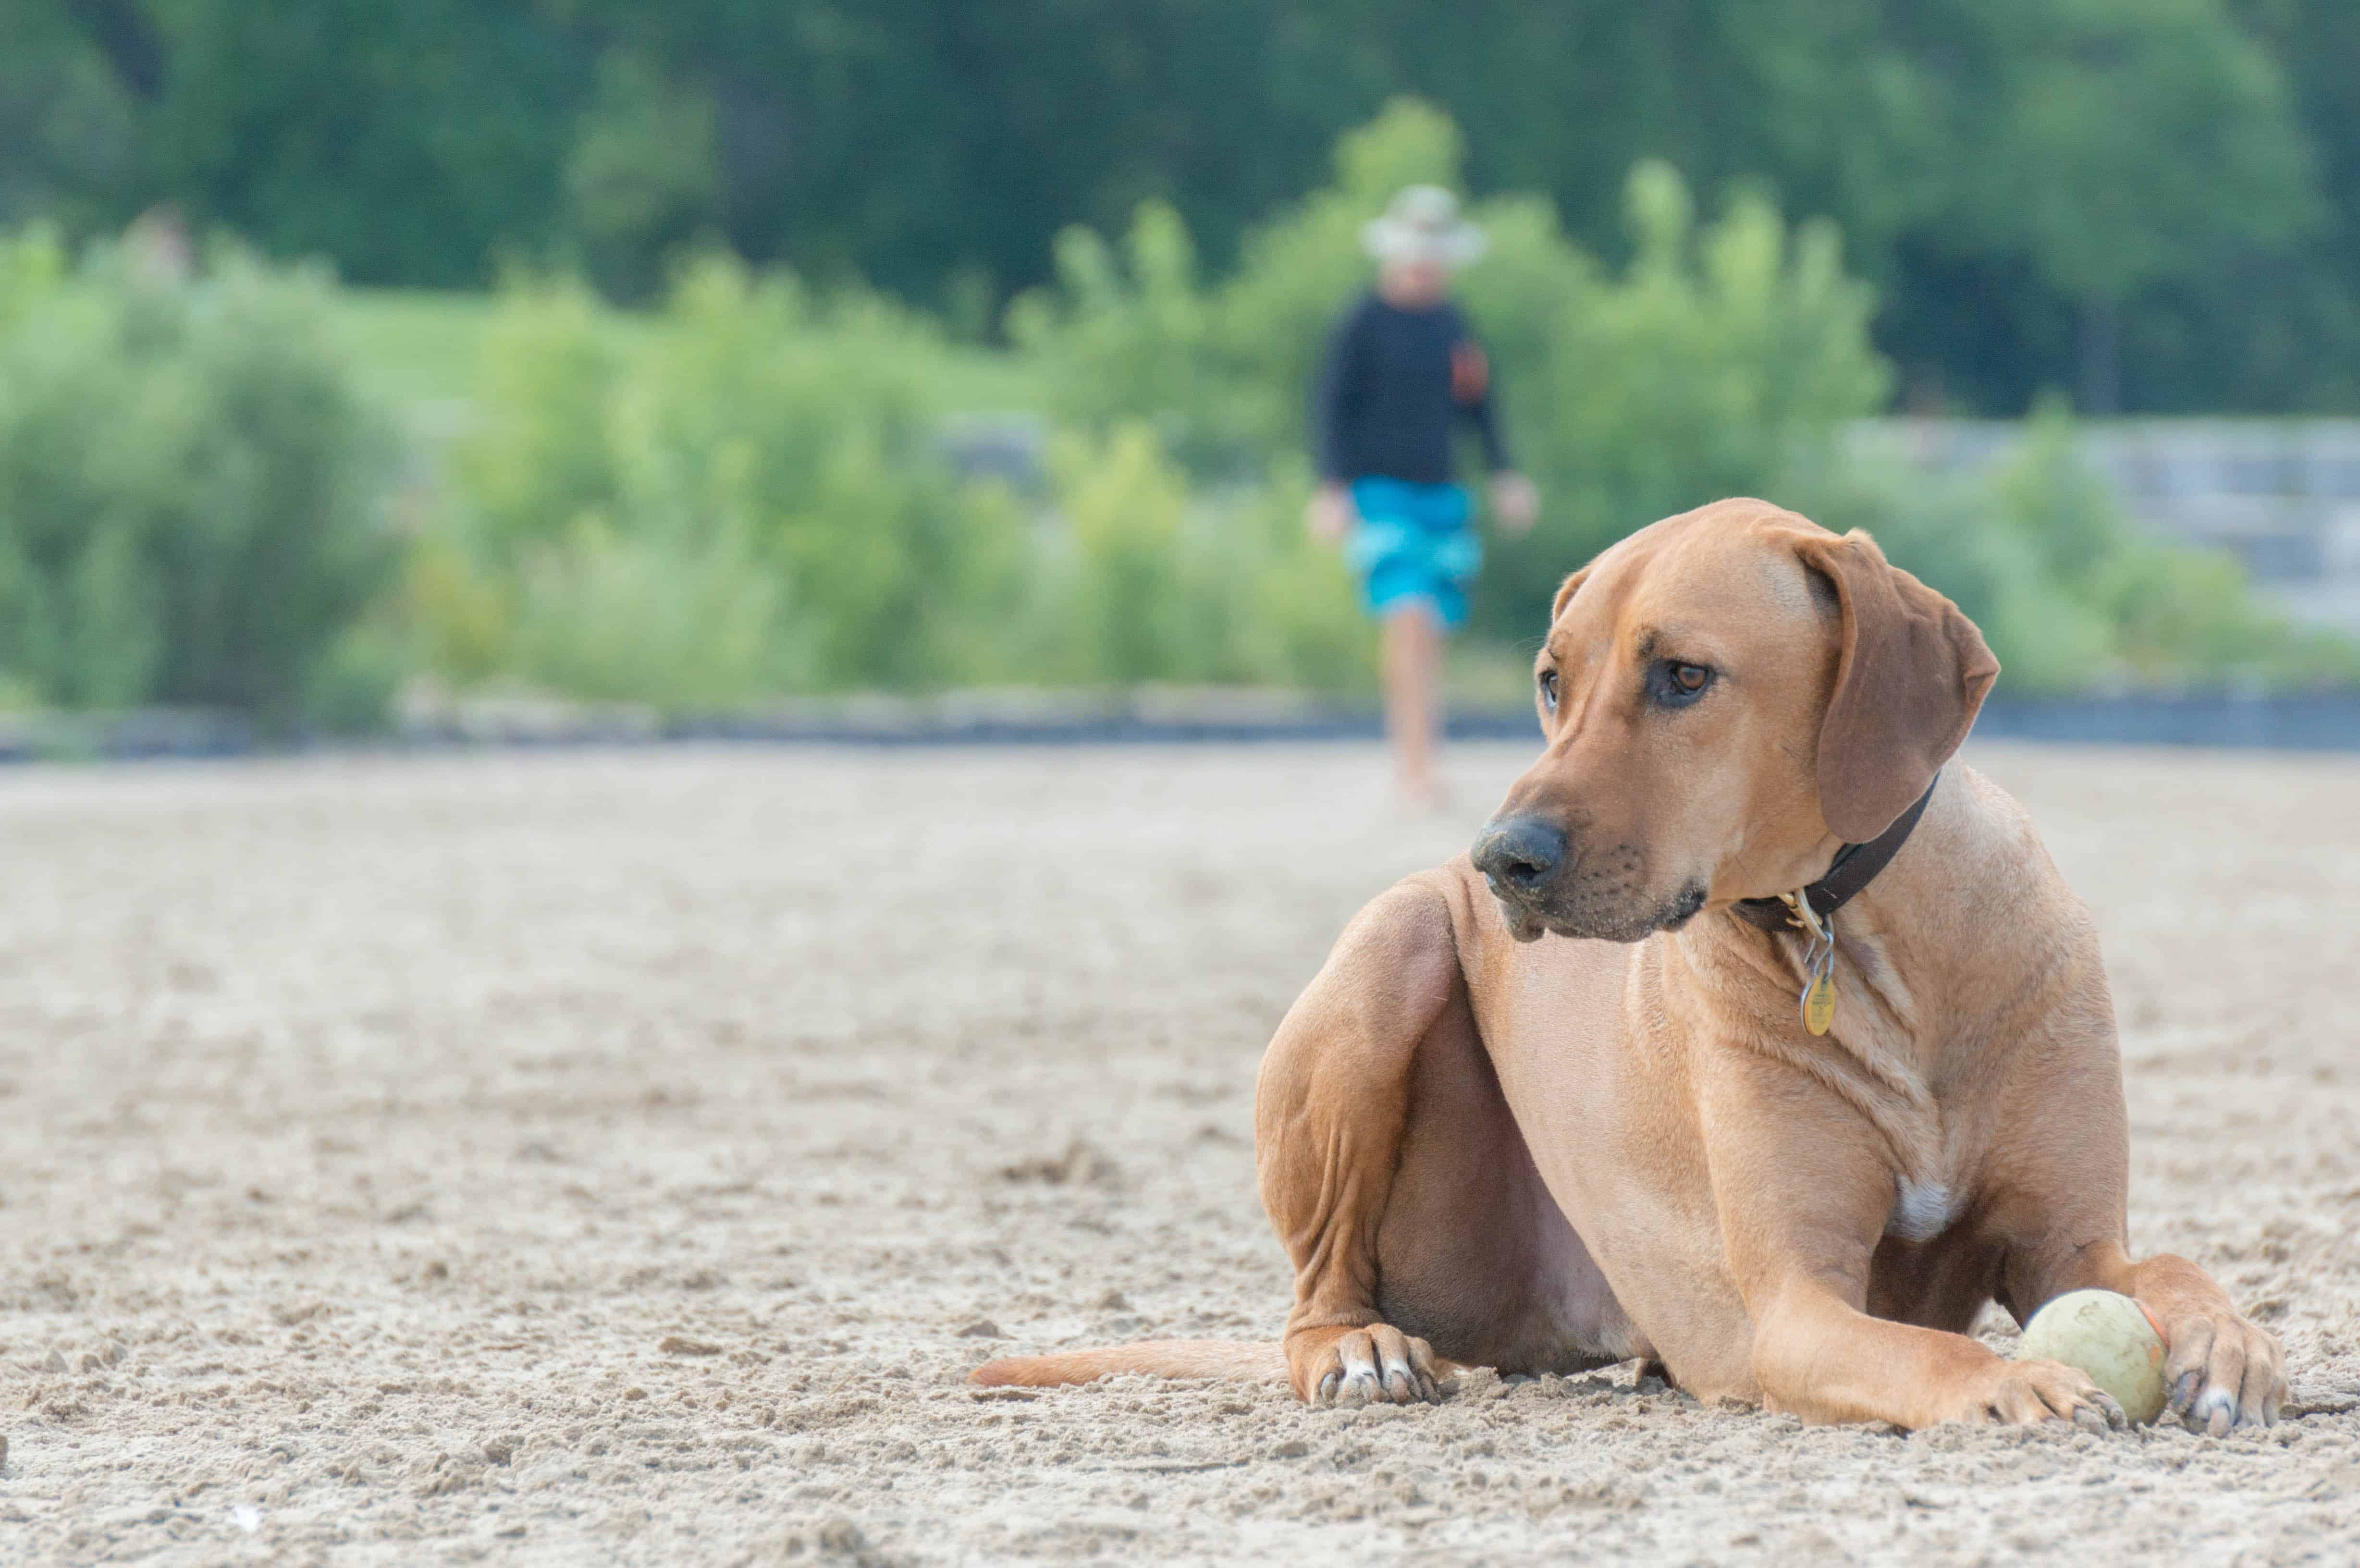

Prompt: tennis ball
xmin=2016 ymin=1289 xmax=2169 ymax=1425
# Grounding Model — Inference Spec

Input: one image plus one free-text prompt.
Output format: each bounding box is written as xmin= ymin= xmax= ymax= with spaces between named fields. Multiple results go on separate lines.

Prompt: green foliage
xmin=1008 ymin=205 xmax=1239 ymax=469
xmin=507 ymin=517 xmax=795 ymax=708
xmin=430 ymin=252 xmax=1368 ymax=703
xmin=1988 ymin=407 xmax=2360 ymax=687
xmin=451 ymin=275 xmax=622 ymax=567
xmin=1788 ymin=451 xmax=2118 ymax=696
xmin=1030 ymin=429 xmax=1369 ymax=689
xmin=21 ymin=0 xmax=2358 ymax=414
xmin=564 ymin=52 xmax=723 ymax=303
xmin=7 ymin=88 xmax=2351 ymax=723
xmin=1486 ymin=163 xmax=1890 ymax=632
xmin=1984 ymin=1 xmax=2312 ymax=307
xmin=0 ymin=235 xmax=396 ymax=723
xmin=140 ymin=0 xmax=578 ymax=287
xmin=1008 ymin=103 xmax=2346 ymax=688
xmin=1011 ymin=100 xmax=1519 ymax=472
xmin=1043 ymin=425 xmax=1195 ymax=683
xmin=0 ymin=5 xmax=141 ymax=238
xmin=0 ymin=225 xmax=69 ymax=332
xmin=1006 ymin=102 xmax=1891 ymax=636
xmin=1800 ymin=403 xmax=2360 ymax=691
xmin=432 ymin=254 xmax=1033 ymax=704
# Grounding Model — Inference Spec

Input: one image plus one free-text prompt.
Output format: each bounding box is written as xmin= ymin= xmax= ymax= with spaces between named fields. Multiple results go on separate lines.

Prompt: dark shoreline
xmin=6 ymin=692 xmax=2360 ymax=762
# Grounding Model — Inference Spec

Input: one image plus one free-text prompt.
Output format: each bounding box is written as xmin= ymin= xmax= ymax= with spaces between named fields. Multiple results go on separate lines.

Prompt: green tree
xmin=0 ymin=4 xmax=143 ymax=235
xmin=0 ymin=234 xmax=398 ymax=723
xmin=74 ymin=0 xmax=583 ymax=285
xmin=16 ymin=0 xmax=2358 ymax=414
xmin=2225 ymin=0 xmax=2360 ymax=408
xmin=562 ymin=50 xmax=721 ymax=301
xmin=1897 ymin=0 xmax=2317 ymax=413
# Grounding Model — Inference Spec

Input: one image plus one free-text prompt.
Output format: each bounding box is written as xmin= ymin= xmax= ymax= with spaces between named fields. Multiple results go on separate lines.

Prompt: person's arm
xmin=1451 ymin=326 xmax=1536 ymax=534
xmin=1307 ymin=303 xmax=1366 ymax=541
xmin=1448 ymin=329 xmax=1510 ymax=473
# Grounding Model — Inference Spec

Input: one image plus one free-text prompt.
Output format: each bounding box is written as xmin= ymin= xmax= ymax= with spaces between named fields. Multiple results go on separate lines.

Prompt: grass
xmin=331 ymin=287 xmax=1046 ymax=440
xmin=331 ymin=289 xmax=503 ymax=413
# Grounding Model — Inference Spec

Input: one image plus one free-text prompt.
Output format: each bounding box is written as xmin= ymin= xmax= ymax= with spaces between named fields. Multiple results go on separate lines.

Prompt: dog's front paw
xmin=2157 ymin=1306 xmax=2285 ymax=1433
xmin=1289 ymin=1323 xmax=1442 ymax=1407
xmin=1938 ymin=1358 xmax=2127 ymax=1431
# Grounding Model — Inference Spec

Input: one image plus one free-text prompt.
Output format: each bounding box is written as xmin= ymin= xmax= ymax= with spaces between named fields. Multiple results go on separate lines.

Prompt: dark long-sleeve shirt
xmin=1311 ymin=293 xmax=1510 ymax=486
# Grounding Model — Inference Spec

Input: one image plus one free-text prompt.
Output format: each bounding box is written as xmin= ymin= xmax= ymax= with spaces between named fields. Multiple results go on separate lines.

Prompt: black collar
xmin=1732 ymin=774 xmax=1940 ymax=933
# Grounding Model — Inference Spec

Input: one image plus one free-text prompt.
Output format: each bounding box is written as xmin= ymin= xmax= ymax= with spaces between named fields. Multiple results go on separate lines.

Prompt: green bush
xmin=1007 ymin=206 xmax=1245 ymax=472
xmin=1797 ymin=404 xmax=2360 ymax=692
xmin=432 ymin=254 xmax=1031 ymax=703
xmin=508 ymin=516 xmax=796 ymax=706
xmin=1479 ymin=162 xmax=1889 ymax=635
xmin=1031 ymin=427 xmax=1369 ymax=689
xmin=0 ymin=232 xmax=397 ymax=725
xmin=12 ymin=93 xmax=2340 ymax=723
xmin=1989 ymin=408 xmax=2360 ymax=688
xmin=430 ymin=252 xmax=1372 ymax=701
xmin=450 ymin=274 xmax=622 ymax=572
xmin=1785 ymin=447 xmax=2117 ymax=694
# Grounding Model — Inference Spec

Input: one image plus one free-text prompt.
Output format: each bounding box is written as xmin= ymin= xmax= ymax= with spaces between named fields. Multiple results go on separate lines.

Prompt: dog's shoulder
xmin=1943 ymin=763 xmax=2100 ymax=932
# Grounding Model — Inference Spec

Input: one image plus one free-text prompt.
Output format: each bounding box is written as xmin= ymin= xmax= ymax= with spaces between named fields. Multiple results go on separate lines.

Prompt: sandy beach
xmin=3 ymin=739 xmax=2357 ymax=1564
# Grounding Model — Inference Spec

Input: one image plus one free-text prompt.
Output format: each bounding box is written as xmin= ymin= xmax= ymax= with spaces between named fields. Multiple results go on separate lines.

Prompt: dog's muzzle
xmin=1472 ymin=815 xmax=1565 ymax=894
xmin=1472 ymin=814 xmax=1706 ymax=943
xmin=1472 ymin=815 xmax=1565 ymax=941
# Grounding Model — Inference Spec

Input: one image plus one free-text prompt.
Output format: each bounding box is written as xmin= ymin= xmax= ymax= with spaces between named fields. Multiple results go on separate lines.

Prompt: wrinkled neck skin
xmin=1651 ymin=768 xmax=2041 ymax=1188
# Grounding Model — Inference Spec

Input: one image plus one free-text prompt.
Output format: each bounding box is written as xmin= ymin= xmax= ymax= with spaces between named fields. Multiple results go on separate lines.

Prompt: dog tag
xmin=1801 ymin=968 xmax=1835 ymax=1035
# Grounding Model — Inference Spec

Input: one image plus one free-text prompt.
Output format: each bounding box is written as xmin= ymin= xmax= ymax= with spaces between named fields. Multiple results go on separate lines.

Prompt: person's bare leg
xmin=1381 ymin=602 xmax=1445 ymax=808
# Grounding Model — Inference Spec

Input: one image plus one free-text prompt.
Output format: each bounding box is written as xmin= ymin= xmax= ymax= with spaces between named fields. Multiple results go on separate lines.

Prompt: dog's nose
xmin=1472 ymin=816 xmax=1565 ymax=892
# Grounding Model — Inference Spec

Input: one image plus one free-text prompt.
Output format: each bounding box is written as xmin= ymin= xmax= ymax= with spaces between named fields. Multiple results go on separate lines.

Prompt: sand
xmin=2 ymin=739 xmax=2358 ymax=1565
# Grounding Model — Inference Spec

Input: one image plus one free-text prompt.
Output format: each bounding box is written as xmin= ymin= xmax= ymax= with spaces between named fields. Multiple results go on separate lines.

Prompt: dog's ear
xmin=1549 ymin=568 xmax=1589 ymax=624
xmin=1796 ymin=529 xmax=1998 ymax=842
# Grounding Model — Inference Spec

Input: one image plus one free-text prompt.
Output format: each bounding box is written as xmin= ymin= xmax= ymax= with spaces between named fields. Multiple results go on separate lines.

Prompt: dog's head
xmin=1472 ymin=499 xmax=1997 ymax=943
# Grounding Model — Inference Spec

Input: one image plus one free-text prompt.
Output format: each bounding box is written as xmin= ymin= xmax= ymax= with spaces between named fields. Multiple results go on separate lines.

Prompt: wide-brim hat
xmin=1362 ymin=184 xmax=1487 ymax=266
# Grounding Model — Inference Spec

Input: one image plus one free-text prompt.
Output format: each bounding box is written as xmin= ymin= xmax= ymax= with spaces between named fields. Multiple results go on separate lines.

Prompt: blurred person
xmin=1308 ymin=185 xmax=1538 ymax=809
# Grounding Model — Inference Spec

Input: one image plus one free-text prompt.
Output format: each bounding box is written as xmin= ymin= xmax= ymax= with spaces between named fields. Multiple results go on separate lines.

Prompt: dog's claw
xmin=1297 ymin=1324 xmax=1444 ymax=1410
xmin=2157 ymin=1308 xmax=2285 ymax=1433
xmin=2073 ymin=1390 xmax=2126 ymax=1434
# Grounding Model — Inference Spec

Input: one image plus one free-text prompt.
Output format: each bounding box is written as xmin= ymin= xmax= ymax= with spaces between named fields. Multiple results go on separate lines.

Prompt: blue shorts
xmin=1344 ymin=478 xmax=1480 ymax=629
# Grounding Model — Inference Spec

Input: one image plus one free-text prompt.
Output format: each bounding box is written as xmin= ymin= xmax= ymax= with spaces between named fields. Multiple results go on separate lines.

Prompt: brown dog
xmin=975 ymin=499 xmax=2286 ymax=1431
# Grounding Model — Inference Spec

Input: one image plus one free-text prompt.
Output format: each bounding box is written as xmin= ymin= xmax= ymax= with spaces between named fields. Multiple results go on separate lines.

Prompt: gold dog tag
xmin=1802 ymin=969 xmax=1835 ymax=1035
xmin=1786 ymin=892 xmax=1837 ymax=1035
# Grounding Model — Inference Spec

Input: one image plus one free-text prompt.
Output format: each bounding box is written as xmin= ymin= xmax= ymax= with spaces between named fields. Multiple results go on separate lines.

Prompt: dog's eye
xmin=1537 ymin=669 xmax=1559 ymax=712
xmin=1649 ymin=660 xmax=1714 ymax=707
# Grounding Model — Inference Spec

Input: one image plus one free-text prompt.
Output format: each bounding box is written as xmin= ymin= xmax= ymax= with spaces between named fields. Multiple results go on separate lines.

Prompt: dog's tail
xmin=969 ymin=1340 xmax=1288 ymax=1389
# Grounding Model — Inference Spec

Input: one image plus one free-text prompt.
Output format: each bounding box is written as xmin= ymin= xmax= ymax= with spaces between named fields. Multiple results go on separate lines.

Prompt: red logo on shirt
xmin=1450 ymin=342 xmax=1489 ymax=404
